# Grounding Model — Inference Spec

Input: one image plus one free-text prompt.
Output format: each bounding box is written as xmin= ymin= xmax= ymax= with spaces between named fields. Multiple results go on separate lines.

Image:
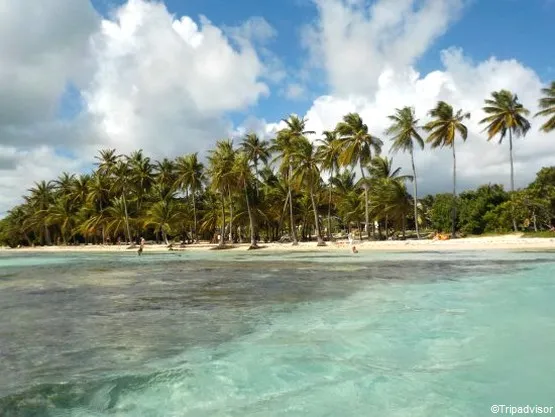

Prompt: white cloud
xmin=303 ymin=0 xmax=465 ymax=95
xmin=297 ymin=0 xmax=555 ymax=195
xmin=84 ymin=0 xmax=270 ymax=157
xmin=283 ymin=83 xmax=306 ymax=100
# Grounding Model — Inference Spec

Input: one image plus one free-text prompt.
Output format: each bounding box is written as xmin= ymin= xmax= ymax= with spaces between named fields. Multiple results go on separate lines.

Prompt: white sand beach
xmin=2 ymin=234 xmax=554 ymax=253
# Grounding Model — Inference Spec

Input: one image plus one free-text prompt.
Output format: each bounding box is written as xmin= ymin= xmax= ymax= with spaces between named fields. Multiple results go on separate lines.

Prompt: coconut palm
xmin=480 ymin=90 xmax=531 ymax=231
xmin=292 ymin=138 xmax=326 ymax=246
xmin=233 ymin=152 xmax=259 ymax=249
xmin=154 ymin=158 xmax=176 ymax=199
xmin=273 ymin=115 xmax=315 ymax=245
xmin=175 ymin=153 xmax=205 ymax=243
xmin=143 ymin=198 xmax=181 ymax=245
xmin=386 ymin=106 xmax=425 ymax=238
xmin=26 ymin=180 xmax=55 ymax=245
xmin=335 ymin=112 xmax=383 ymax=239
xmin=316 ymin=130 xmax=341 ymax=240
xmin=207 ymin=140 xmax=236 ymax=247
xmin=424 ymin=101 xmax=470 ymax=238
xmin=112 ymin=159 xmax=133 ymax=244
xmin=241 ymin=133 xmax=271 ymax=183
xmin=535 ymin=81 xmax=555 ymax=133
xmin=95 ymin=149 xmax=120 ymax=176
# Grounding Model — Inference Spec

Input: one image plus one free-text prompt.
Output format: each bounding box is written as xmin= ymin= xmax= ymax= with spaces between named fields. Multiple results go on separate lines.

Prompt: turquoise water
xmin=1 ymin=250 xmax=555 ymax=416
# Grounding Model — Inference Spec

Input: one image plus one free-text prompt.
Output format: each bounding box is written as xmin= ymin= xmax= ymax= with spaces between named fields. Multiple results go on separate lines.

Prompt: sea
xmin=1 ymin=249 xmax=554 ymax=416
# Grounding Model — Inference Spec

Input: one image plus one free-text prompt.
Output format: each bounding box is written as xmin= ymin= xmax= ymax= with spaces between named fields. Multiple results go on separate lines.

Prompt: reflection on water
xmin=1 ymin=251 xmax=555 ymax=416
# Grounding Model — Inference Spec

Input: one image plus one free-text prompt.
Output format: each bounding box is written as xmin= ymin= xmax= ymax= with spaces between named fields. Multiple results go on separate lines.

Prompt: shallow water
xmin=1 ymin=250 xmax=555 ymax=416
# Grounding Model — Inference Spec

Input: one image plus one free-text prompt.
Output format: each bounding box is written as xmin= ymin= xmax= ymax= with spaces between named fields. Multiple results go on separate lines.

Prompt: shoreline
xmin=2 ymin=234 xmax=555 ymax=253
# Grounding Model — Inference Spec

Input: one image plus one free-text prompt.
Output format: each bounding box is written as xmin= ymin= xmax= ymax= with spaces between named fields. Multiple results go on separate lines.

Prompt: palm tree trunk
xmin=278 ymin=191 xmax=290 ymax=237
xmin=327 ymin=180 xmax=333 ymax=240
xmin=192 ymin=192 xmax=198 ymax=243
xmin=219 ymin=193 xmax=226 ymax=247
xmin=310 ymin=183 xmax=326 ymax=246
xmin=451 ymin=143 xmax=457 ymax=239
xmin=509 ymin=129 xmax=518 ymax=232
xmin=359 ymin=160 xmax=370 ymax=240
xmin=228 ymin=188 xmax=234 ymax=243
xmin=244 ymin=185 xmax=258 ymax=249
xmin=122 ymin=188 xmax=132 ymax=244
xmin=163 ymin=230 xmax=169 ymax=245
xmin=385 ymin=215 xmax=388 ymax=240
xmin=410 ymin=149 xmax=420 ymax=239
xmin=288 ymin=165 xmax=298 ymax=245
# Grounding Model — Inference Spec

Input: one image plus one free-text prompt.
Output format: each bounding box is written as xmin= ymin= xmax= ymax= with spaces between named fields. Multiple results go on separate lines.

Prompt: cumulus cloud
xmin=303 ymin=0 xmax=465 ymax=95
xmin=0 ymin=0 xmax=99 ymax=128
xmin=299 ymin=0 xmax=555 ymax=195
xmin=84 ymin=0 xmax=271 ymax=157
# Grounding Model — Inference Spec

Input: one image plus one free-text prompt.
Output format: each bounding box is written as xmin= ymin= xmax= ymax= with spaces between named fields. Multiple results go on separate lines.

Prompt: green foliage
xmin=458 ymin=185 xmax=509 ymax=234
xmin=429 ymin=193 xmax=456 ymax=233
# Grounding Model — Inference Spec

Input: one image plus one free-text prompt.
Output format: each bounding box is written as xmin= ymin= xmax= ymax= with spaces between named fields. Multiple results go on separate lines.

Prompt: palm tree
xmin=95 ymin=149 xmax=119 ymax=176
xmin=127 ymin=150 xmax=153 ymax=211
xmin=316 ymin=130 xmax=341 ymax=240
xmin=386 ymin=107 xmax=425 ymax=239
xmin=273 ymin=114 xmax=315 ymax=245
xmin=175 ymin=153 xmax=205 ymax=243
xmin=480 ymin=90 xmax=531 ymax=231
xmin=87 ymin=173 xmax=110 ymax=243
xmin=143 ymin=198 xmax=181 ymax=245
xmin=292 ymin=138 xmax=326 ymax=246
xmin=233 ymin=152 xmax=259 ymax=249
xmin=208 ymin=140 xmax=236 ymax=247
xmin=112 ymin=159 xmax=133 ymax=244
xmin=535 ymin=81 xmax=555 ymax=132
xmin=26 ymin=180 xmax=55 ymax=245
xmin=424 ymin=101 xmax=470 ymax=238
xmin=335 ymin=112 xmax=383 ymax=239
xmin=241 ymin=133 xmax=270 ymax=183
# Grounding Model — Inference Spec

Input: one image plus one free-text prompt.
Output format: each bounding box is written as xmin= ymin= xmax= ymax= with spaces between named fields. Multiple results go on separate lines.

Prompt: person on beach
xmin=352 ymin=245 xmax=358 ymax=254
xmin=138 ymin=237 xmax=145 ymax=256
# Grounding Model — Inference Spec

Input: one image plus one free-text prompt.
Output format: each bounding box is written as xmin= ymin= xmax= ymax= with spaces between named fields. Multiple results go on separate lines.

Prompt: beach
xmin=2 ymin=233 xmax=554 ymax=253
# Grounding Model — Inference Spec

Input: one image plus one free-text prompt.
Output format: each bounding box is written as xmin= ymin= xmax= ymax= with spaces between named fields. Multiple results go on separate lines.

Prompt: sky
xmin=1 ymin=0 xmax=554 ymax=215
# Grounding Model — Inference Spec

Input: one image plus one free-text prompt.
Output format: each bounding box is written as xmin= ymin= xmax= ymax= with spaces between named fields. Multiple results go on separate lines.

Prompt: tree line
xmin=1 ymin=84 xmax=555 ymax=248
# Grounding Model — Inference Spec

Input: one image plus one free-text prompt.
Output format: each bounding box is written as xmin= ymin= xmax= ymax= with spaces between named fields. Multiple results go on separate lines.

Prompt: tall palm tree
xmin=112 ymin=159 xmax=133 ymax=244
xmin=127 ymin=150 xmax=153 ymax=211
xmin=233 ymin=152 xmax=259 ymax=249
xmin=335 ymin=112 xmax=383 ymax=239
xmin=386 ymin=107 xmax=425 ymax=238
xmin=424 ymin=101 xmax=470 ymax=238
xmin=208 ymin=140 xmax=236 ymax=247
xmin=292 ymin=138 xmax=326 ymax=246
xmin=26 ymin=180 xmax=55 ymax=245
xmin=87 ymin=173 xmax=110 ymax=243
xmin=480 ymin=90 xmax=531 ymax=190
xmin=175 ymin=153 xmax=205 ymax=243
xmin=480 ymin=90 xmax=531 ymax=231
xmin=273 ymin=114 xmax=315 ymax=245
xmin=316 ymin=130 xmax=341 ymax=240
xmin=535 ymin=81 xmax=555 ymax=132
xmin=95 ymin=149 xmax=120 ymax=176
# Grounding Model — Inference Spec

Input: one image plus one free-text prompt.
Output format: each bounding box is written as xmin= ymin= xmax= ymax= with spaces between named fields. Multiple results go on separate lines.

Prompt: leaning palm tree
xmin=272 ymin=114 xmax=315 ymax=245
xmin=292 ymin=138 xmax=326 ymax=246
xmin=480 ymin=90 xmax=531 ymax=195
xmin=316 ymin=130 xmax=341 ymax=240
xmin=335 ymin=112 xmax=383 ymax=239
xmin=175 ymin=153 xmax=205 ymax=243
xmin=233 ymin=152 xmax=259 ymax=249
xmin=386 ymin=107 xmax=425 ymax=238
xmin=424 ymin=101 xmax=470 ymax=238
xmin=535 ymin=81 xmax=555 ymax=133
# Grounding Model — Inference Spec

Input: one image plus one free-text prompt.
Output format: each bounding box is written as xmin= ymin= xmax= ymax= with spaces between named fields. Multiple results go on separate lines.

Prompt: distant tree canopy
xmin=1 ymin=101 xmax=555 ymax=247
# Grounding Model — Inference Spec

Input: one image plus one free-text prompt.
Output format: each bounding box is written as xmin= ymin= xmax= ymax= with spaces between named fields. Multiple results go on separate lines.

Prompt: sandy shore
xmin=2 ymin=234 xmax=555 ymax=253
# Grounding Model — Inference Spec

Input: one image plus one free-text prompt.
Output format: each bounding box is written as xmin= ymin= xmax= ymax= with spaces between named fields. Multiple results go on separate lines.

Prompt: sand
xmin=1 ymin=234 xmax=555 ymax=253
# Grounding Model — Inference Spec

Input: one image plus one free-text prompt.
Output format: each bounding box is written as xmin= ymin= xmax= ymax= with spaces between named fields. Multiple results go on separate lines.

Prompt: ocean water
xmin=1 ymin=249 xmax=555 ymax=416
